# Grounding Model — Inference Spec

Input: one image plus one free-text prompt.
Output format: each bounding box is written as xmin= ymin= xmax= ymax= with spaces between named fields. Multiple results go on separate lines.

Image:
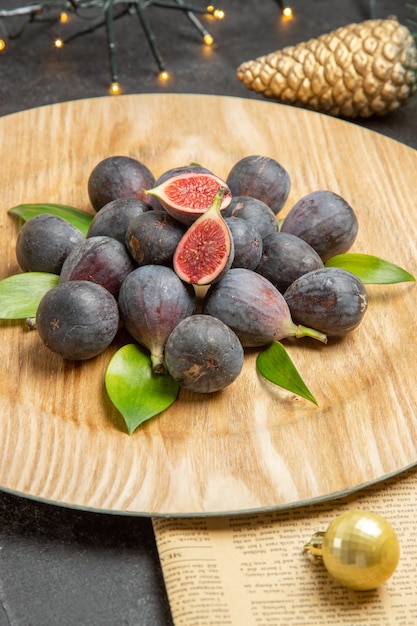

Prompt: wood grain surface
xmin=0 ymin=94 xmax=416 ymax=516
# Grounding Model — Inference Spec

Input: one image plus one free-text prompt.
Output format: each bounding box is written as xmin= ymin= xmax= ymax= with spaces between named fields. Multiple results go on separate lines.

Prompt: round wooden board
xmin=1 ymin=93 xmax=416 ymax=516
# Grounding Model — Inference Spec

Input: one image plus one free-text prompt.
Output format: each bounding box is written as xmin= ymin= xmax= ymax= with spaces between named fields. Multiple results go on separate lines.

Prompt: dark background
xmin=1 ymin=1 xmax=416 ymax=625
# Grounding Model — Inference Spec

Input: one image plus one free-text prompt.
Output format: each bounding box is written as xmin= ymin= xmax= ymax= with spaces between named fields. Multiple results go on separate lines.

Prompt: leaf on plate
xmin=8 ymin=203 xmax=93 ymax=236
xmin=256 ymin=341 xmax=317 ymax=405
xmin=325 ymin=253 xmax=415 ymax=284
xmin=105 ymin=343 xmax=180 ymax=434
xmin=0 ymin=272 xmax=59 ymax=319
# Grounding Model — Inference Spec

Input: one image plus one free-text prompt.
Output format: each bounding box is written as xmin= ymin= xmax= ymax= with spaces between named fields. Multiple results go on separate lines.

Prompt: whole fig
xmin=225 ymin=217 xmax=263 ymax=270
xmin=226 ymin=155 xmax=291 ymax=215
xmin=60 ymin=236 xmax=136 ymax=297
xmin=126 ymin=210 xmax=186 ymax=267
xmin=118 ymin=265 xmax=196 ymax=372
xmin=87 ymin=197 xmax=152 ymax=244
xmin=36 ymin=280 xmax=119 ymax=360
xmin=87 ymin=156 xmax=155 ymax=211
xmin=281 ymin=190 xmax=358 ymax=261
xmin=15 ymin=214 xmax=84 ymax=274
xmin=164 ymin=314 xmax=244 ymax=393
xmin=202 ymin=268 xmax=327 ymax=347
xmin=284 ymin=267 xmax=368 ymax=337
xmin=227 ymin=196 xmax=278 ymax=239
xmin=255 ymin=231 xmax=323 ymax=293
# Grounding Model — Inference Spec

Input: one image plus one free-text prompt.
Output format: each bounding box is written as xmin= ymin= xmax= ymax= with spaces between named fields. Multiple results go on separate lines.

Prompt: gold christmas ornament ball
xmin=237 ymin=17 xmax=417 ymax=118
xmin=304 ymin=510 xmax=400 ymax=590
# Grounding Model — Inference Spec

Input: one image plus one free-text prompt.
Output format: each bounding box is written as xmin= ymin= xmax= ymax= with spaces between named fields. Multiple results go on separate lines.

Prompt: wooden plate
xmin=1 ymin=94 xmax=416 ymax=516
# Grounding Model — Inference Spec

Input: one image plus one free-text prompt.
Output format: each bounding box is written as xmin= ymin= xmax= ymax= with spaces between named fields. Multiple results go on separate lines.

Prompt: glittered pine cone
xmin=237 ymin=17 xmax=417 ymax=118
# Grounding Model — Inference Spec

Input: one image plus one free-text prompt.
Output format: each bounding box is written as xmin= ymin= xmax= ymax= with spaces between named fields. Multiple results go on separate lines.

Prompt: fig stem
xmin=295 ymin=324 xmax=328 ymax=344
xmin=150 ymin=352 xmax=166 ymax=374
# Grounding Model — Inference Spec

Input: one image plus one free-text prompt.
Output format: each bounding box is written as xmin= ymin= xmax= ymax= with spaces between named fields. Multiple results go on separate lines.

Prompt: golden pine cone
xmin=237 ymin=17 xmax=417 ymax=118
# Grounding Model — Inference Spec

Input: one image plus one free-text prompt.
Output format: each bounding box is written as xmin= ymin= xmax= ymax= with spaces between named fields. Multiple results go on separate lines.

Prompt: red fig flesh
xmin=145 ymin=172 xmax=232 ymax=224
xmin=173 ymin=188 xmax=234 ymax=286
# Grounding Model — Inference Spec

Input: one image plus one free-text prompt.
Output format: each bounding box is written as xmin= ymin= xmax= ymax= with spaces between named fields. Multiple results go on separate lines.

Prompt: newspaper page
xmin=152 ymin=465 xmax=417 ymax=626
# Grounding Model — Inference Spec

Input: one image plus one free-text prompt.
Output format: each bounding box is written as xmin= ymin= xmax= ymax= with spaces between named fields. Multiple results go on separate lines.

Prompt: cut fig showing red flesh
xmin=144 ymin=172 xmax=232 ymax=224
xmin=173 ymin=187 xmax=234 ymax=286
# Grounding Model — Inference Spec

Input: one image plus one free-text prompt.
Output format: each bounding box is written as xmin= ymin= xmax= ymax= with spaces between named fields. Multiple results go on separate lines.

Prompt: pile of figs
xmin=15 ymin=153 xmax=369 ymax=394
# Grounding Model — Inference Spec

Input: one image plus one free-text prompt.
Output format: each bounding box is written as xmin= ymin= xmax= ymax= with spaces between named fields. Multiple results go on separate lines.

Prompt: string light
xmin=0 ymin=1 xmax=225 ymax=85
xmin=276 ymin=1 xmax=293 ymax=20
xmin=109 ymin=81 xmax=121 ymax=95
xmin=159 ymin=70 xmax=170 ymax=81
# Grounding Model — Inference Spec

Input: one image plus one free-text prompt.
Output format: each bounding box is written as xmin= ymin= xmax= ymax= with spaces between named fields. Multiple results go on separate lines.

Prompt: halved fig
xmin=173 ymin=188 xmax=234 ymax=286
xmin=144 ymin=172 xmax=232 ymax=224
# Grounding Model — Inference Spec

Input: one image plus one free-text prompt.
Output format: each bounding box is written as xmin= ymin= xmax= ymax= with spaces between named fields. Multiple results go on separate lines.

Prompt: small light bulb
xmin=159 ymin=70 xmax=170 ymax=81
xmin=0 ymin=39 xmax=6 ymax=52
xmin=54 ymin=38 xmax=64 ymax=48
xmin=60 ymin=11 xmax=69 ymax=23
xmin=213 ymin=9 xmax=225 ymax=19
xmin=204 ymin=34 xmax=214 ymax=46
xmin=206 ymin=5 xmax=214 ymax=12
xmin=109 ymin=82 xmax=121 ymax=95
xmin=282 ymin=6 xmax=293 ymax=19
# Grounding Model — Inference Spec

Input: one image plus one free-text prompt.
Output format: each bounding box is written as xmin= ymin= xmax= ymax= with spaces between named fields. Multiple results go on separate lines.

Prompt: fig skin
xmin=87 ymin=156 xmax=155 ymax=212
xmin=36 ymin=280 xmax=119 ymax=360
xmin=226 ymin=155 xmax=291 ymax=215
xmin=227 ymin=196 xmax=278 ymax=239
xmin=164 ymin=314 xmax=244 ymax=393
xmin=255 ymin=231 xmax=324 ymax=293
xmin=118 ymin=265 xmax=197 ymax=373
xmin=202 ymin=268 xmax=327 ymax=347
xmin=125 ymin=209 xmax=186 ymax=267
xmin=60 ymin=236 xmax=136 ymax=298
xmin=281 ymin=190 xmax=358 ymax=262
xmin=87 ymin=197 xmax=152 ymax=244
xmin=284 ymin=267 xmax=368 ymax=337
xmin=225 ymin=217 xmax=263 ymax=270
xmin=15 ymin=213 xmax=84 ymax=274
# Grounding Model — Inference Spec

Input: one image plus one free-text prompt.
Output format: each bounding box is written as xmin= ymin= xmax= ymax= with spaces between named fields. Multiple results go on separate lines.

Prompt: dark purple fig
xmin=118 ymin=265 xmax=196 ymax=373
xmin=36 ymin=280 xmax=119 ymax=360
xmin=144 ymin=172 xmax=232 ymax=225
xmin=87 ymin=156 xmax=155 ymax=212
xmin=284 ymin=267 xmax=368 ymax=337
xmin=281 ymin=190 xmax=358 ymax=262
xmin=126 ymin=210 xmax=186 ymax=267
xmin=15 ymin=214 xmax=84 ymax=274
xmin=226 ymin=155 xmax=291 ymax=215
xmin=60 ymin=236 xmax=136 ymax=297
xmin=255 ymin=231 xmax=324 ymax=293
xmin=87 ymin=197 xmax=152 ymax=244
xmin=164 ymin=314 xmax=244 ymax=393
xmin=227 ymin=196 xmax=278 ymax=239
xmin=150 ymin=164 xmax=213 ymax=210
xmin=202 ymin=268 xmax=327 ymax=347
xmin=173 ymin=188 xmax=234 ymax=285
xmin=225 ymin=217 xmax=263 ymax=270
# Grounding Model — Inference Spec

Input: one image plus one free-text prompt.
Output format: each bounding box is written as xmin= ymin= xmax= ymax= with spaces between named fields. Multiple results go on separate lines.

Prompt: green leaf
xmin=8 ymin=203 xmax=93 ymax=236
xmin=256 ymin=341 xmax=317 ymax=405
xmin=105 ymin=344 xmax=179 ymax=434
xmin=0 ymin=272 xmax=59 ymax=319
xmin=325 ymin=253 xmax=415 ymax=284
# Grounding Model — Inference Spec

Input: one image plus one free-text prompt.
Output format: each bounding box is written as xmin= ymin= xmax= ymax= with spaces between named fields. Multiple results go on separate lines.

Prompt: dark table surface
xmin=1 ymin=1 xmax=416 ymax=624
